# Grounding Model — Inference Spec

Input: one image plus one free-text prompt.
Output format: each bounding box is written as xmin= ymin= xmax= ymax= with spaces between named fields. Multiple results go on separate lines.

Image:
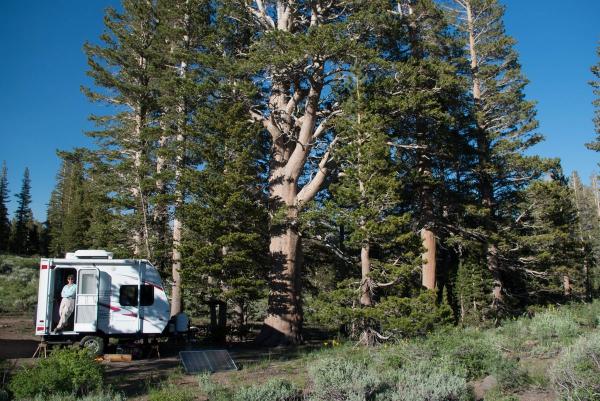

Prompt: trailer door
xmin=74 ymin=268 xmax=99 ymax=332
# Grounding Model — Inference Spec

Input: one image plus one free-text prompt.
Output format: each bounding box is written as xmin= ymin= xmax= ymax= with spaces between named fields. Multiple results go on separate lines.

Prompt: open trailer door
xmin=74 ymin=268 xmax=100 ymax=332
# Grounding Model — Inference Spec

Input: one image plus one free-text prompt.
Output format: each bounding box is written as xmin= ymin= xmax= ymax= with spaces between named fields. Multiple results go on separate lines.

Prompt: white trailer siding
xmin=35 ymin=259 xmax=53 ymax=335
xmin=36 ymin=256 xmax=170 ymax=337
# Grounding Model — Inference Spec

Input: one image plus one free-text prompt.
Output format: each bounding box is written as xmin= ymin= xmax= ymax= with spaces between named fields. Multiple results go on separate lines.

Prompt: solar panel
xmin=179 ymin=350 xmax=238 ymax=374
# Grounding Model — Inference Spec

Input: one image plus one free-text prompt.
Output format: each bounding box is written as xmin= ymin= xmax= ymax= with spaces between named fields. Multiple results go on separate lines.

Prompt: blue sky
xmin=0 ymin=0 xmax=599 ymax=221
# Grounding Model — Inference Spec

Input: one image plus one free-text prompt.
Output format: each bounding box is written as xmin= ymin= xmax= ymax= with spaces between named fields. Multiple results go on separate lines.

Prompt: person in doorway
xmin=53 ymin=274 xmax=76 ymax=333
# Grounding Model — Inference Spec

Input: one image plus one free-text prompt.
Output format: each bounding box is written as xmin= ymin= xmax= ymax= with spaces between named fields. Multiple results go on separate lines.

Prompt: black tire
xmin=80 ymin=335 xmax=104 ymax=356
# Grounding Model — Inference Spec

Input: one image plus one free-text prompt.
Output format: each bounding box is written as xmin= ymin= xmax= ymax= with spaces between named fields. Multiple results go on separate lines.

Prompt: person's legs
xmin=55 ymin=298 xmax=74 ymax=331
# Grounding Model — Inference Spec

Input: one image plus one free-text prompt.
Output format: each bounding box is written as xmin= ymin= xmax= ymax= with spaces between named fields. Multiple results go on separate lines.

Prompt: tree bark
xmin=563 ymin=275 xmax=572 ymax=297
xmin=592 ymin=175 xmax=600 ymax=218
xmin=256 ymin=179 xmax=304 ymax=346
xmin=360 ymin=243 xmax=373 ymax=306
xmin=421 ymin=229 xmax=437 ymax=290
xmin=170 ymin=211 xmax=183 ymax=316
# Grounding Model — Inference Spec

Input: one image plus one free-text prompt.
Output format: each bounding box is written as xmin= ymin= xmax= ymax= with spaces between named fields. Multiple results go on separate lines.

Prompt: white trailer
xmin=35 ymin=250 xmax=171 ymax=354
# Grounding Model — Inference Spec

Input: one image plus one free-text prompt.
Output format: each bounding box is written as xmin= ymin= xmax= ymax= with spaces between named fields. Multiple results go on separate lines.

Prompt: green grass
xmin=0 ymin=254 xmax=39 ymax=313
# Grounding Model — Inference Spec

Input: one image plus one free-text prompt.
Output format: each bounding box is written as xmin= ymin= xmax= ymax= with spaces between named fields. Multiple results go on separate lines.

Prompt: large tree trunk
xmin=258 ymin=223 xmax=303 ymax=345
xmin=417 ymin=127 xmax=436 ymax=290
xmin=256 ymin=178 xmax=304 ymax=346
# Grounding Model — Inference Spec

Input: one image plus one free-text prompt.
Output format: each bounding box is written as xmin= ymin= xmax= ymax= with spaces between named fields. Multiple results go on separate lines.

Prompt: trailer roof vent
xmin=66 ymin=250 xmax=114 ymax=260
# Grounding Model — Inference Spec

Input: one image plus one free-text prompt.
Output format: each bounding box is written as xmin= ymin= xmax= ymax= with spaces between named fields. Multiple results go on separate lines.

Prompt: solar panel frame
xmin=179 ymin=350 xmax=238 ymax=374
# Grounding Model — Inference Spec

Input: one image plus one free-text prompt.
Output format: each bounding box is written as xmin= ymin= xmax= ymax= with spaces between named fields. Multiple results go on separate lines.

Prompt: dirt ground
xmin=0 ymin=314 xmax=307 ymax=400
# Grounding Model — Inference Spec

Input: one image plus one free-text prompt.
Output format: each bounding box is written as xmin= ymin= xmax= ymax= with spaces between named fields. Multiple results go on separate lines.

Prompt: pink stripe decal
xmin=99 ymin=302 xmax=120 ymax=312
xmin=143 ymin=281 xmax=164 ymax=292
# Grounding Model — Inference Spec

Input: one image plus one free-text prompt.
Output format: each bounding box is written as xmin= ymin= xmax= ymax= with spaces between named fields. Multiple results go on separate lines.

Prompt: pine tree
xmin=318 ymin=64 xmax=433 ymax=344
xmin=450 ymin=0 xmax=547 ymax=313
xmin=46 ymin=162 xmax=65 ymax=256
xmin=587 ymin=43 xmax=600 ymax=152
xmin=390 ymin=0 xmax=471 ymax=292
xmin=153 ymin=0 xmax=213 ymax=317
xmin=512 ymin=168 xmax=586 ymax=304
xmin=182 ymin=85 xmax=270 ymax=340
xmin=47 ymin=151 xmax=91 ymax=256
xmin=0 ymin=161 xmax=10 ymax=252
xmin=10 ymin=168 xmax=34 ymax=255
xmin=83 ymin=0 xmax=161 ymax=259
xmin=571 ymin=171 xmax=600 ymax=297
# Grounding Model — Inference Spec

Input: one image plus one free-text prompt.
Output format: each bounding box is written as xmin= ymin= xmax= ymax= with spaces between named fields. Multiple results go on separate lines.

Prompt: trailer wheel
xmin=80 ymin=336 xmax=104 ymax=356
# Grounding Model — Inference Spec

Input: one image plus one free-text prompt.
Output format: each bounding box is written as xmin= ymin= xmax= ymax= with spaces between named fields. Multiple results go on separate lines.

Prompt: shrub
xmin=307 ymin=358 xmax=385 ymax=401
xmin=0 ymin=359 xmax=13 ymax=401
xmin=550 ymin=331 xmax=600 ymax=401
xmin=0 ymin=255 xmax=38 ymax=313
xmin=390 ymin=362 xmax=473 ymax=401
xmin=495 ymin=310 xmax=580 ymax=356
xmin=421 ymin=330 xmax=502 ymax=381
xmin=492 ymin=358 xmax=529 ymax=392
xmin=9 ymin=348 xmax=103 ymax=399
xmin=148 ymin=383 xmax=195 ymax=401
xmin=233 ymin=379 xmax=300 ymax=401
xmin=481 ymin=389 xmax=519 ymax=401
xmin=31 ymin=392 xmax=125 ymax=401
xmin=198 ymin=373 xmax=232 ymax=401
xmin=567 ymin=300 xmax=600 ymax=328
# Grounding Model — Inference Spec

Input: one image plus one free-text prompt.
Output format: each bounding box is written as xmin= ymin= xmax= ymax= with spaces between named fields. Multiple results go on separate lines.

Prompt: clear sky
xmin=0 ymin=0 xmax=599 ymax=221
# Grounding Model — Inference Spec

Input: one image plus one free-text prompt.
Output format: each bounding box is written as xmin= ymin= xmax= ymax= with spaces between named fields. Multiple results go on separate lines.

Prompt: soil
xmin=0 ymin=314 xmax=310 ymax=400
xmin=0 ymin=314 xmax=39 ymax=360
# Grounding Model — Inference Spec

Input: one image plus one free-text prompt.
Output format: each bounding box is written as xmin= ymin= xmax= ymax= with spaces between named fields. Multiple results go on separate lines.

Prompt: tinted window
xmin=140 ymin=285 xmax=154 ymax=306
xmin=118 ymin=285 xmax=154 ymax=306
xmin=119 ymin=285 xmax=137 ymax=306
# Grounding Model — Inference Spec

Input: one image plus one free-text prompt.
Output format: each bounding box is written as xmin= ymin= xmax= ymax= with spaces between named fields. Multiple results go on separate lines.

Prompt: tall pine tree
xmin=587 ymin=42 xmax=600 ymax=152
xmin=10 ymin=168 xmax=34 ymax=255
xmin=83 ymin=0 xmax=161 ymax=259
xmin=0 ymin=161 xmax=10 ymax=252
xmin=451 ymin=0 xmax=547 ymax=314
xmin=513 ymin=168 xmax=586 ymax=304
xmin=47 ymin=151 xmax=91 ymax=256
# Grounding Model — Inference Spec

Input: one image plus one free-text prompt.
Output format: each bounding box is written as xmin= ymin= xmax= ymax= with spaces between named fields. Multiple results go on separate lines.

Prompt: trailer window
xmin=140 ymin=285 xmax=154 ymax=306
xmin=119 ymin=285 xmax=154 ymax=306
xmin=119 ymin=285 xmax=137 ymax=306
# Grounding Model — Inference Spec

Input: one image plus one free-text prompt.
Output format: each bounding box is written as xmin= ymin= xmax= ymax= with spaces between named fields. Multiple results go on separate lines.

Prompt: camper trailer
xmin=35 ymin=250 xmax=171 ymax=354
